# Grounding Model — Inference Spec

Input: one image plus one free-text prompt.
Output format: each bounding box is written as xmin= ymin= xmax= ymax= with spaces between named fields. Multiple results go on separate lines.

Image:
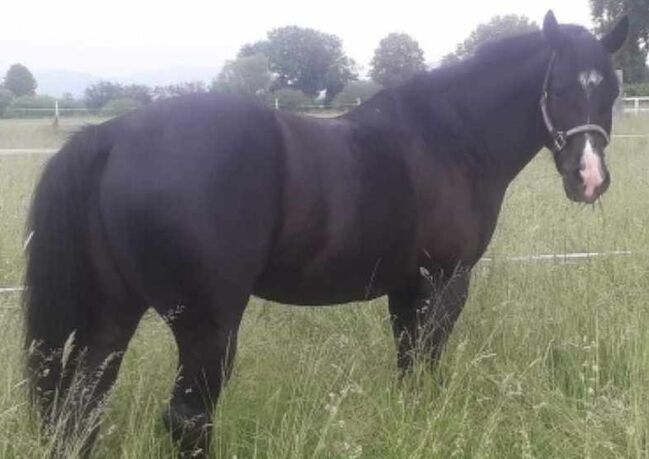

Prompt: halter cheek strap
xmin=540 ymin=53 xmax=611 ymax=153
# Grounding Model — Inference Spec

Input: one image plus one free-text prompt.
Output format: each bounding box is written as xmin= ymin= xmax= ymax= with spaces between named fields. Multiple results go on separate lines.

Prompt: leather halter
xmin=540 ymin=53 xmax=610 ymax=153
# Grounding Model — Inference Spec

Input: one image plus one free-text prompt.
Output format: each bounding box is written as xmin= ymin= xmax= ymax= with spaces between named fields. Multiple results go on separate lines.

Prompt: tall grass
xmin=0 ymin=115 xmax=648 ymax=457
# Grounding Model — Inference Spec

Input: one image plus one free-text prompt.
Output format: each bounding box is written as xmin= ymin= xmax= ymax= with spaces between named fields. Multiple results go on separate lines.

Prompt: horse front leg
xmin=388 ymin=266 xmax=471 ymax=374
xmin=157 ymin=293 xmax=245 ymax=458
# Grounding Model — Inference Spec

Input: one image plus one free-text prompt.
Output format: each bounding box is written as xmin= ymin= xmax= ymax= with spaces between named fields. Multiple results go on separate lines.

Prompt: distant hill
xmin=31 ymin=66 xmax=221 ymax=98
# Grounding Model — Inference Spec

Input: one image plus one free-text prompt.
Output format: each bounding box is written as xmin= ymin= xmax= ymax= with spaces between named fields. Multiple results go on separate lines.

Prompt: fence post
xmin=52 ymin=100 xmax=60 ymax=129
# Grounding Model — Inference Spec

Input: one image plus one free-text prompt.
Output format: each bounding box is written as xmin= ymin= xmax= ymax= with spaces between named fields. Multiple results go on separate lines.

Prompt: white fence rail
xmin=622 ymin=97 xmax=649 ymax=114
xmin=3 ymin=97 xmax=649 ymax=118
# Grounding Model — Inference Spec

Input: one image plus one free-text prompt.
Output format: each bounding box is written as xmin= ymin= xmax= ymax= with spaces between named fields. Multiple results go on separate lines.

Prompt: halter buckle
xmin=553 ymin=131 xmax=567 ymax=152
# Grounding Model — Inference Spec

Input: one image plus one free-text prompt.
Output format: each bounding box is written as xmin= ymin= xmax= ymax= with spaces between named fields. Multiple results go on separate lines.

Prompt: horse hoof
xmin=162 ymin=404 xmax=212 ymax=457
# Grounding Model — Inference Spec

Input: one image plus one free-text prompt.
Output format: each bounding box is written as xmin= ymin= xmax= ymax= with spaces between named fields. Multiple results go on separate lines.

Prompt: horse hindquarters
xmin=24 ymin=126 xmax=147 ymax=456
xmin=96 ymin=109 xmax=282 ymax=456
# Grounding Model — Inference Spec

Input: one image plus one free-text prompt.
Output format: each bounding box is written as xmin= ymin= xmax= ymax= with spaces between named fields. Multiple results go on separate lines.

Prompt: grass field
xmin=1 ymin=114 xmax=649 ymax=458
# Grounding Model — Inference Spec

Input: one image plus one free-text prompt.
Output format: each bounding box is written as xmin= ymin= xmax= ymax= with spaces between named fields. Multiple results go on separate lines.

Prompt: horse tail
xmin=24 ymin=125 xmax=110 ymax=410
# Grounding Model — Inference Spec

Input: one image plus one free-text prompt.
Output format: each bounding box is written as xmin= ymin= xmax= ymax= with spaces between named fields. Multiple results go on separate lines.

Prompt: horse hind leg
xmin=154 ymin=287 xmax=247 ymax=458
xmin=48 ymin=217 xmax=147 ymax=457
xmin=47 ymin=292 xmax=146 ymax=458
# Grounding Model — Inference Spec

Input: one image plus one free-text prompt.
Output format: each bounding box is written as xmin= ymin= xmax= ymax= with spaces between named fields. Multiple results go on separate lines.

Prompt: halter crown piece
xmin=540 ymin=52 xmax=611 ymax=153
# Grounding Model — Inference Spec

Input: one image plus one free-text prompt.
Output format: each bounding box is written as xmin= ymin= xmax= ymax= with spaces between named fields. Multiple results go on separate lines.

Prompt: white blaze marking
xmin=580 ymin=135 xmax=604 ymax=200
xmin=579 ymin=69 xmax=603 ymax=98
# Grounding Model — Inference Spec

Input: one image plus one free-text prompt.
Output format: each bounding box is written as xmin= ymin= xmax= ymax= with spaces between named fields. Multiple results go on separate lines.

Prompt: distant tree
xmin=9 ymin=94 xmax=56 ymax=109
xmin=3 ymin=63 xmax=37 ymax=96
xmin=625 ymin=81 xmax=649 ymax=95
xmin=58 ymin=92 xmax=83 ymax=109
xmin=213 ymin=54 xmax=272 ymax=100
xmin=370 ymin=33 xmax=426 ymax=87
xmin=5 ymin=94 xmax=56 ymax=117
xmin=61 ymin=92 xmax=75 ymax=103
xmin=239 ymin=26 xmax=357 ymax=104
xmin=322 ymin=59 xmax=357 ymax=105
xmin=84 ymin=81 xmax=123 ymax=109
xmin=332 ymin=80 xmax=382 ymax=108
xmin=152 ymin=81 xmax=207 ymax=100
xmin=0 ymin=88 xmax=14 ymax=116
xmin=238 ymin=41 xmax=270 ymax=58
xmin=122 ymin=84 xmax=153 ymax=105
xmin=590 ymin=0 xmax=649 ymax=82
xmin=101 ymin=98 xmax=141 ymax=116
xmin=442 ymin=15 xmax=539 ymax=64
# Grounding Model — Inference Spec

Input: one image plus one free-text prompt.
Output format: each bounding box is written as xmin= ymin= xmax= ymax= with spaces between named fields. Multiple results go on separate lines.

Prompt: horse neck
xmin=397 ymin=48 xmax=553 ymax=186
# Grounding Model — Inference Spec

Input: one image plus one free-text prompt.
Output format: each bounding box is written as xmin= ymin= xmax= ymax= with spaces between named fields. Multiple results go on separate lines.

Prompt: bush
xmin=273 ymin=88 xmax=313 ymax=111
xmin=9 ymin=94 xmax=56 ymax=109
xmin=332 ymin=80 xmax=382 ymax=109
xmin=100 ymin=98 xmax=142 ymax=116
xmin=0 ymin=88 xmax=15 ymax=117
xmin=624 ymin=82 xmax=649 ymax=97
xmin=5 ymin=95 xmax=56 ymax=117
xmin=58 ymin=93 xmax=85 ymax=109
xmin=85 ymin=81 xmax=124 ymax=109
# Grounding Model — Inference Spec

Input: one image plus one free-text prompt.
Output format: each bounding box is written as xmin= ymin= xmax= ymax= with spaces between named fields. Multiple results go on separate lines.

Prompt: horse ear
xmin=543 ymin=10 xmax=564 ymax=51
xmin=600 ymin=16 xmax=629 ymax=54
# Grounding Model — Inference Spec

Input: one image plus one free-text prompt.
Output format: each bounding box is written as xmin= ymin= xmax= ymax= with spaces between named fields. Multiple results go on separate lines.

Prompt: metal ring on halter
xmin=540 ymin=52 xmax=610 ymax=153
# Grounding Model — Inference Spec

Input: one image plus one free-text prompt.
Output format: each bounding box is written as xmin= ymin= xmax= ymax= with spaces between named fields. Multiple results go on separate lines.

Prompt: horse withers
xmin=24 ymin=11 xmax=628 ymax=457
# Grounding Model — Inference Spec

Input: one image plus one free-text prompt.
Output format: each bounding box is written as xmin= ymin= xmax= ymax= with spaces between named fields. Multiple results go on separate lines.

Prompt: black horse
xmin=24 ymin=11 xmax=628 ymax=456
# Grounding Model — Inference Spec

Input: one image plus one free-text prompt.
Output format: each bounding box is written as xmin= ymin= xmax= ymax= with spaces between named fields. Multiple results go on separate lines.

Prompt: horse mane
xmin=346 ymin=30 xmax=555 ymax=169
xmin=346 ymin=24 xmax=602 ymax=169
xmin=474 ymin=31 xmax=547 ymax=64
xmin=475 ymin=25 xmax=601 ymax=66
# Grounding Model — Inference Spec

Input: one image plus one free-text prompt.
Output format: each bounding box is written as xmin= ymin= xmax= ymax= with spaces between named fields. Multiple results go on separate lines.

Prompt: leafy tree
xmin=370 ymin=33 xmax=426 ymax=87
xmin=0 ymin=88 xmax=14 ymax=116
xmin=332 ymin=80 xmax=382 ymax=108
xmin=590 ymin=0 xmax=649 ymax=82
xmin=101 ymin=98 xmax=142 ymax=116
xmin=85 ymin=82 xmax=154 ymax=109
xmin=3 ymin=63 xmax=37 ymax=96
xmin=240 ymin=26 xmax=357 ymax=104
xmin=58 ymin=92 xmax=84 ymax=109
xmin=442 ymin=15 xmax=539 ymax=64
xmin=625 ymin=81 xmax=649 ymax=95
xmin=152 ymin=81 xmax=207 ymax=100
xmin=84 ymin=81 xmax=123 ymax=109
xmin=238 ymin=41 xmax=270 ymax=58
xmin=122 ymin=84 xmax=153 ymax=105
xmin=213 ymin=54 xmax=272 ymax=100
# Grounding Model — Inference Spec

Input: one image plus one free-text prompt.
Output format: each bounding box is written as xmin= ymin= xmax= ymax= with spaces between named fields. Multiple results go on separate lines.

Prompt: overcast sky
xmin=0 ymin=1 xmax=594 ymax=76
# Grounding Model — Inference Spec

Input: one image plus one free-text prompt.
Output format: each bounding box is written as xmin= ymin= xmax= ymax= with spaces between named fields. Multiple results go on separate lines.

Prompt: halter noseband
xmin=540 ymin=53 xmax=610 ymax=153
